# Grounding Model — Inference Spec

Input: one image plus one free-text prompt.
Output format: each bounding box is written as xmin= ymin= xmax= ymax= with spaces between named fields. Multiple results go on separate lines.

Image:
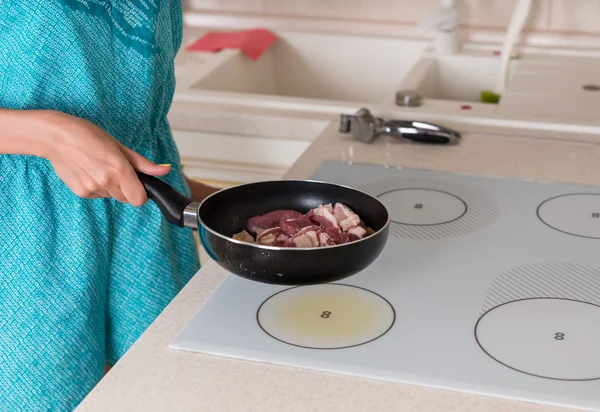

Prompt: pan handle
xmin=136 ymin=172 xmax=193 ymax=227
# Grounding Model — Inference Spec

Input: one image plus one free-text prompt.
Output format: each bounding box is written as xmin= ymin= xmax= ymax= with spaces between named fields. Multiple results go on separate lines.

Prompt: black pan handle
xmin=136 ymin=172 xmax=192 ymax=227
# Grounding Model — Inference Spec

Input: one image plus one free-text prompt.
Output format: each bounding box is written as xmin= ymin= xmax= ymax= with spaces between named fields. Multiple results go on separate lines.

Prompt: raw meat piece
xmin=293 ymin=232 xmax=319 ymax=248
xmin=323 ymin=226 xmax=349 ymax=244
xmin=257 ymin=227 xmax=288 ymax=246
xmin=347 ymin=226 xmax=367 ymax=239
xmin=232 ymin=230 xmax=255 ymax=243
xmin=333 ymin=203 xmax=361 ymax=232
xmin=283 ymin=226 xmax=321 ymax=248
xmin=280 ymin=216 xmax=313 ymax=236
xmin=247 ymin=210 xmax=303 ymax=234
xmin=324 ymin=226 xmax=343 ymax=244
xmin=348 ymin=233 xmax=360 ymax=242
xmin=312 ymin=204 xmax=338 ymax=228
xmin=317 ymin=231 xmax=336 ymax=247
xmin=307 ymin=210 xmax=335 ymax=229
xmin=234 ymin=202 xmax=374 ymax=248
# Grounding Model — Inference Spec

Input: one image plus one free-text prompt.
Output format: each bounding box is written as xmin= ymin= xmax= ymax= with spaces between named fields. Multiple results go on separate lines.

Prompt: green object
xmin=480 ymin=90 xmax=501 ymax=104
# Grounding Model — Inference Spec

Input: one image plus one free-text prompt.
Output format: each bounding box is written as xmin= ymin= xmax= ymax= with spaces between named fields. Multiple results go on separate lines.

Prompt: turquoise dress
xmin=0 ymin=1 xmax=200 ymax=410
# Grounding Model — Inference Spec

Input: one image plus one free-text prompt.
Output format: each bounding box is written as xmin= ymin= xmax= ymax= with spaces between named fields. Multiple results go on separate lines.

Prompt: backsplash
xmin=184 ymin=0 xmax=599 ymax=35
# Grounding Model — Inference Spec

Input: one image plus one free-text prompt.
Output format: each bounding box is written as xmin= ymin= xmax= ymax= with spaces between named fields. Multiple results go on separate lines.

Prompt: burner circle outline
xmin=475 ymin=297 xmax=600 ymax=381
xmin=257 ymin=283 xmax=396 ymax=350
xmin=537 ymin=193 xmax=600 ymax=239
xmin=376 ymin=188 xmax=468 ymax=226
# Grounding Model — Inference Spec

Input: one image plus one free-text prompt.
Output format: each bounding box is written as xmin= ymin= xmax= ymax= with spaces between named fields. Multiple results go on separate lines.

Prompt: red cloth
xmin=186 ymin=28 xmax=277 ymax=61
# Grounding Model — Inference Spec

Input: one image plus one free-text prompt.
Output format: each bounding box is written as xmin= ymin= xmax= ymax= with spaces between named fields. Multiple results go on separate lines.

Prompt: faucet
xmin=417 ymin=0 xmax=460 ymax=55
xmin=339 ymin=108 xmax=461 ymax=145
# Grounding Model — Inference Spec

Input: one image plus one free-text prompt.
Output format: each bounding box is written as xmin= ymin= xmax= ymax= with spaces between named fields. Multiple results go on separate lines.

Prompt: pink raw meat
xmin=283 ymin=226 xmax=321 ymax=248
xmin=257 ymin=227 xmax=289 ymax=246
xmin=324 ymin=226 xmax=342 ymax=243
xmin=312 ymin=204 xmax=338 ymax=228
xmin=241 ymin=203 xmax=371 ymax=248
xmin=348 ymin=233 xmax=360 ymax=242
xmin=308 ymin=211 xmax=335 ymax=229
xmin=317 ymin=231 xmax=336 ymax=247
xmin=333 ymin=203 xmax=361 ymax=232
xmin=347 ymin=225 xmax=367 ymax=239
xmin=248 ymin=210 xmax=303 ymax=233
xmin=280 ymin=216 xmax=313 ymax=236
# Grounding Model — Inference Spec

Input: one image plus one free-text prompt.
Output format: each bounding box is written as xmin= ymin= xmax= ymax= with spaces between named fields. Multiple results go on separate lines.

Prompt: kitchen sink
xmin=190 ymin=31 xmax=427 ymax=104
xmin=177 ymin=26 xmax=600 ymax=124
xmin=399 ymin=50 xmax=519 ymax=104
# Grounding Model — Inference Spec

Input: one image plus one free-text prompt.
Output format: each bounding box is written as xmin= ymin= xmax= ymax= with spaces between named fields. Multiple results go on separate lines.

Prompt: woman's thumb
xmin=121 ymin=145 xmax=171 ymax=176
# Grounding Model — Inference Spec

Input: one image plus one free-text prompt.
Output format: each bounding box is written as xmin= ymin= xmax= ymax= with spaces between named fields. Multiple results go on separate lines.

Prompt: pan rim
xmin=197 ymin=179 xmax=391 ymax=252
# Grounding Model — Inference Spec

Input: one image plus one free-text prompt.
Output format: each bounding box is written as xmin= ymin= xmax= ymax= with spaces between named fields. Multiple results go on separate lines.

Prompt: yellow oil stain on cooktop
xmin=257 ymin=284 xmax=395 ymax=349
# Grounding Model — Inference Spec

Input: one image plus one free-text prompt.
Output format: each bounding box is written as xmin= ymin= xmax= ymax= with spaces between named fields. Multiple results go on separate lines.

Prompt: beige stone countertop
xmin=76 ymin=122 xmax=600 ymax=412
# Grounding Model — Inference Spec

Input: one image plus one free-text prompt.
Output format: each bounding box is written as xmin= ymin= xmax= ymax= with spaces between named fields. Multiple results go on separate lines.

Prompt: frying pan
xmin=137 ymin=172 xmax=390 ymax=285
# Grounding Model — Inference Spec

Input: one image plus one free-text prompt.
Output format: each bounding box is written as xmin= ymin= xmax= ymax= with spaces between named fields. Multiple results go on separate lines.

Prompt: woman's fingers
xmin=117 ymin=144 xmax=172 ymax=206
xmin=91 ymin=190 xmax=110 ymax=198
xmin=106 ymin=184 xmax=128 ymax=204
xmin=120 ymin=144 xmax=171 ymax=176
xmin=119 ymin=164 xmax=148 ymax=207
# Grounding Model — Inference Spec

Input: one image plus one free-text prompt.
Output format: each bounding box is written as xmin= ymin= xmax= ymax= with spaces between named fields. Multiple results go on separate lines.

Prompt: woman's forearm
xmin=0 ymin=108 xmax=57 ymax=157
xmin=1 ymin=108 xmax=171 ymax=205
xmin=1 ymin=108 xmax=216 ymax=204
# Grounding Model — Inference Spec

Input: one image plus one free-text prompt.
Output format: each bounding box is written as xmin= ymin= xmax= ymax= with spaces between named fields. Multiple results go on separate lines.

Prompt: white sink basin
xmin=191 ymin=31 xmax=427 ymax=104
xmin=399 ymin=50 xmax=518 ymax=104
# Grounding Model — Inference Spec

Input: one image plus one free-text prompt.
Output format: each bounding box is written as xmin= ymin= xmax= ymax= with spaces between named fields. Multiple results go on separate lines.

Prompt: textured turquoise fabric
xmin=0 ymin=1 xmax=200 ymax=410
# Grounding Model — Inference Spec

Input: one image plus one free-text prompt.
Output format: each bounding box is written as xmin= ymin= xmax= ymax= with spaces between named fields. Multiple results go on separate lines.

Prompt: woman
xmin=0 ymin=1 xmax=217 ymax=410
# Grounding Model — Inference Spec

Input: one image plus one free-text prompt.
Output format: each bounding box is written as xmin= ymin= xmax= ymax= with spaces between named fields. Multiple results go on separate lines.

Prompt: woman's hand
xmin=41 ymin=111 xmax=170 ymax=206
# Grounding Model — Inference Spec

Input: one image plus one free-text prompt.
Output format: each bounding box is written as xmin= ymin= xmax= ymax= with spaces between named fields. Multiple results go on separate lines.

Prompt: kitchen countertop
xmin=75 ymin=122 xmax=600 ymax=412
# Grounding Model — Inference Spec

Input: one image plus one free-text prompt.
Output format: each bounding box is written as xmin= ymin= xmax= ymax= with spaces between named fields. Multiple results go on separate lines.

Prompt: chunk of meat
xmin=283 ymin=226 xmax=321 ymax=248
xmin=312 ymin=204 xmax=338 ymax=228
xmin=318 ymin=231 xmax=336 ymax=247
xmin=232 ymin=230 xmax=255 ymax=243
xmin=308 ymin=210 xmax=335 ymax=229
xmin=323 ymin=226 xmax=356 ymax=244
xmin=257 ymin=227 xmax=289 ymax=246
xmin=333 ymin=203 xmax=361 ymax=232
xmin=236 ymin=203 xmax=372 ymax=248
xmin=280 ymin=216 xmax=313 ymax=236
xmin=247 ymin=210 xmax=303 ymax=234
xmin=324 ymin=226 xmax=342 ymax=243
xmin=347 ymin=225 xmax=367 ymax=239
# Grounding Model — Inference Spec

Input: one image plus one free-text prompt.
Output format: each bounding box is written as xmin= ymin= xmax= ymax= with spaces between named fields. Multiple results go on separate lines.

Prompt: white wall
xmin=183 ymin=0 xmax=600 ymax=36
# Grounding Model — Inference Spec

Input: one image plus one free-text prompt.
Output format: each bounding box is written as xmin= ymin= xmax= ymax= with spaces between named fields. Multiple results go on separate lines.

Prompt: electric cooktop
xmin=171 ymin=161 xmax=600 ymax=411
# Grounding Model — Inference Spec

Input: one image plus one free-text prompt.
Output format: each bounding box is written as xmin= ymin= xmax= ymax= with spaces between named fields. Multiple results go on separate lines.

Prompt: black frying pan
xmin=137 ymin=173 xmax=390 ymax=285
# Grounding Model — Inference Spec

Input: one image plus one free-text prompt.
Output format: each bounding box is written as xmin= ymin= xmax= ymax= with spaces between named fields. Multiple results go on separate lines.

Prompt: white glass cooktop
xmin=171 ymin=161 xmax=600 ymax=411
